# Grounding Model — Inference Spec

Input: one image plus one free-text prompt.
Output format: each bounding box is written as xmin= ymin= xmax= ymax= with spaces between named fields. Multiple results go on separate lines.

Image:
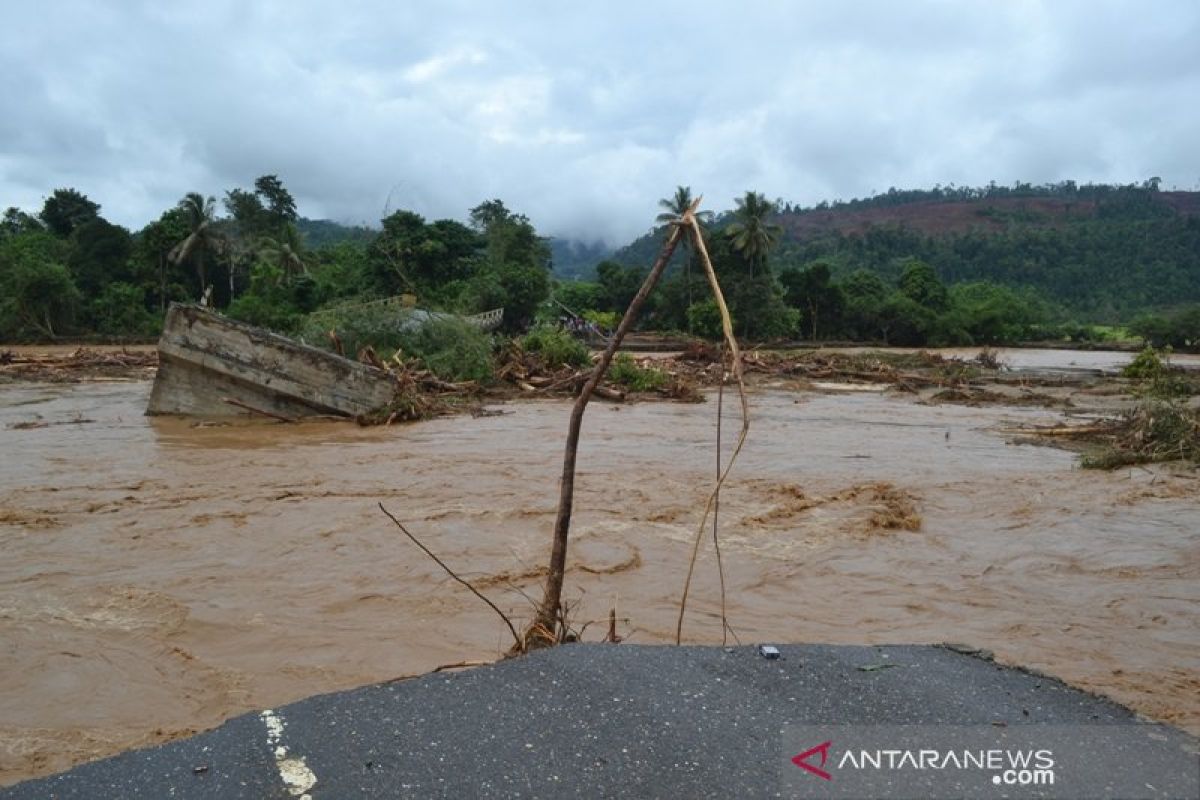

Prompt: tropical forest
xmin=2 ymin=177 xmax=1199 ymax=354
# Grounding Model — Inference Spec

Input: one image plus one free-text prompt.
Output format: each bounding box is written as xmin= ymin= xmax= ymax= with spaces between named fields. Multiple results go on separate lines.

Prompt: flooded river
xmin=1 ymin=370 xmax=1197 ymax=784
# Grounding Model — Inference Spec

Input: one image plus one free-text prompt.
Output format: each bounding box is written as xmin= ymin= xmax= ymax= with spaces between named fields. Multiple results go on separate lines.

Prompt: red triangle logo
xmin=792 ymin=740 xmax=833 ymax=780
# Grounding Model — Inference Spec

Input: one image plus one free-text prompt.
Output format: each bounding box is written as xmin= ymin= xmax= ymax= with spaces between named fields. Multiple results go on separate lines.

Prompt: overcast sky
xmin=2 ymin=1 xmax=1198 ymax=243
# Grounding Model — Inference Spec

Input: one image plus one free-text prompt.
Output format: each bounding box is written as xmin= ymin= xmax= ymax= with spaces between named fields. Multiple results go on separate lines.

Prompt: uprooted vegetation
xmin=1079 ymin=403 xmax=1200 ymax=469
xmin=1122 ymin=346 xmax=1198 ymax=399
xmin=330 ymin=328 xmax=1154 ymax=424
xmin=995 ymin=348 xmax=1199 ymax=470
xmin=1068 ymin=348 xmax=1200 ymax=469
xmin=330 ymin=319 xmax=709 ymax=424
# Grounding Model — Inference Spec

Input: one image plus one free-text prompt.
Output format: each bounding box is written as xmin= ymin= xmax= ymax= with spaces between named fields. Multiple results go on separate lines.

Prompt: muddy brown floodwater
xmin=1 ymin=373 xmax=1198 ymax=786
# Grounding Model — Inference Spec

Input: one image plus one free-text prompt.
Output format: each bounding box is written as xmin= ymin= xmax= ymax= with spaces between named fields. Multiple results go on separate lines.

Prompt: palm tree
xmin=725 ymin=190 xmax=782 ymax=279
xmin=168 ymin=193 xmax=223 ymax=299
xmin=656 ymin=186 xmax=714 ymax=326
xmin=256 ymin=222 xmax=309 ymax=285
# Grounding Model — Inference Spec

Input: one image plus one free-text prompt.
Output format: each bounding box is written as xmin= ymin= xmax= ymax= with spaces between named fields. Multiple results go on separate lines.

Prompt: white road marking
xmin=261 ymin=709 xmax=318 ymax=799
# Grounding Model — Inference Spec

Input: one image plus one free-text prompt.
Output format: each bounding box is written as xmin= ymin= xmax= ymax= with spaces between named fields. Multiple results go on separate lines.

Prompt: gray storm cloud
xmin=1 ymin=0 xmax=1197 ymax=243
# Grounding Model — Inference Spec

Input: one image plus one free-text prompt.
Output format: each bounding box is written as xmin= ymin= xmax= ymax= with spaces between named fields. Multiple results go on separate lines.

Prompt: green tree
xmin=595 ymin=260 xmax=647 ymax=313
xmin=2 ymin=207 xmax=44 ymax=238
xmin=725 ymin=190 xmax=782 ymax=279
xmin=656 ymin=185 xmax=714 ymax=326
xmin=224 ymin=188 xmax=268 ymax=239
xmin=308 ymin=241 xmax=371 ymax=306
xmin=468 ymin=199 xmax=550 ymax=330
xmin=0 ymin=232 xmax=79 ymax=337
xmin=256 ymin=222 xmax=310 ymax=283
xmin=878 ymin=292 xmax=935 ymax=346
xmin=946 ymin=282 xmax=1044 ymax=344
xmin=67 ymin=218 xmax=134 ymax=296
xmin=727 ymin=273 xmax=798 ymax=339
xmin=687 ymin=298 xmax=728 ymax=340
xmin=898 ymin=258 xmax=949 ymax=311
xmin=90 ymin=283 xmax=158 ymax=336
xmin=1131 ymin=305 xmax=1200 ymax=350
xmin=370 ymin=210 xmax=426 ymax=295
xmin=780 ymin=261 xmax=845 ymax=340
xmin=39 ymin=188 xmax=100 ymax=238
xmin=253 ymin=174 xmax=298 ymax=227
xmin=552 ymin=280 xmax=604 ymax=316
xmin=841 ymin=269 xmax=889 ymax=340
xmin=168 ymin=193 xmax=224 ymax=298
xmin=468 ymin=198 xmax=513 ymax=233
xmin=135 ymin=208 xmax=192 ymax=313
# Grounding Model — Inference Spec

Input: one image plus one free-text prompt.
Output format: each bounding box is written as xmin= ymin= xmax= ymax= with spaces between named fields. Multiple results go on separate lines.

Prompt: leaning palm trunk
xmin=526 ymin=200 xmax=699 ymax=647
xmin=169 ymin=229 xmax=207 ymax=296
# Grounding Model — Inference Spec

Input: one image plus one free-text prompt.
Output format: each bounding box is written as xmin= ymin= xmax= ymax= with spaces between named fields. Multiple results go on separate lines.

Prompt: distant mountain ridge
xmin=778 ymin=190 xmax=1200 ymax=239
xmin=586 ymin=183 xmax=1200 ymax=318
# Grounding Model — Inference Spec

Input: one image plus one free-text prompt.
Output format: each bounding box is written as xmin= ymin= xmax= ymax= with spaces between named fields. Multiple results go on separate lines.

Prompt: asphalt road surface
xmin=5 ymin=644 xmax=1197 ymax=799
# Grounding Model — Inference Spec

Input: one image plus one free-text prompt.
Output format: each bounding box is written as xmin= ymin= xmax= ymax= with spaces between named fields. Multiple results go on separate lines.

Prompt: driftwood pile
xmin=495 ymin=342 xmax=626 ymax=402
xmin=0 ymin=347 xmax=157 ymax=383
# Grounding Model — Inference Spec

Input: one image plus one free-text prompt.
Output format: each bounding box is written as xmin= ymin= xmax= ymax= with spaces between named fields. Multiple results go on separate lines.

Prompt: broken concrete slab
xmin=147 ymin=304 xmax=396 ymax=419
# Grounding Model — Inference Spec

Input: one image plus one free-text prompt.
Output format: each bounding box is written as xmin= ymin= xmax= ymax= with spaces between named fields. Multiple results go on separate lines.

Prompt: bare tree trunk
xmin=685 ymin=249 xmax=694 ymax=332
xmin=528 ymin=220 xmax=689 ymax=645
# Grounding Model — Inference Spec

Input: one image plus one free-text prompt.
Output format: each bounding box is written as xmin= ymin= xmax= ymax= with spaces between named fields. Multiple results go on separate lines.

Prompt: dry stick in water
xmin=675 ymin=215 xmax=750 ymax=646
xmin=379 ymin=502 xmax=522 ymax=650
xmin=711 ymin=343 xmax=738 ymax=647
xmin=527 ymin=198 xmax=701 ymax=647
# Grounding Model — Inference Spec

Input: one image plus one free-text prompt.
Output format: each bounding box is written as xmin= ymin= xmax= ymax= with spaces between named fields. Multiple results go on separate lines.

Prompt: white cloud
xmin=402 ymin=45 xmax=487 ymax=83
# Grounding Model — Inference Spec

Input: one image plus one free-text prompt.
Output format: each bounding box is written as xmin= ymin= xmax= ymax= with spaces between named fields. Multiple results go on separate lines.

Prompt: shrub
xmin=397 ymin=317 xmax=494 ymax=383
xmin=299 ymin=302 xmax=412 ymax=355
xmin=227 ymin=293 xmax=302 ymax=334
xmin=687 ymin=299 xmax=727 ymax=340
xmin=1122 ymin=347 xmax=1192 ymax=399
xmin=1131 ymin=307 xmax=1200 ymax=350
xmin=582 ymin=310 xmax=619 ymax=331
xmin=608 ymin=353 xmax=667 ymax=392
xmin=298 ymin=304 xmax=494 ymax=383
xmin=521 ymin=324 xmax=590 ymax=369
xmin=90 ymin=283 xmax=161 ymax=337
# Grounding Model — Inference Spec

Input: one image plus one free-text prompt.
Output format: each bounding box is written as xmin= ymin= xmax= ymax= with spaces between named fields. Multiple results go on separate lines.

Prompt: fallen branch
xmin=590 ymin=384 xmax=626 ymax=402
xmin=1001 ymin=424 xmax=1112 ymax=436
xmin=379 ymin=503 xmax=523 ymax=651
xmin=384 ymin=659 xmax=493 ymax=684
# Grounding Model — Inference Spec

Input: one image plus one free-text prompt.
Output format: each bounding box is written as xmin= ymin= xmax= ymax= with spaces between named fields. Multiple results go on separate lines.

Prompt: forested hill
xmin=603 ymin=182 xmax=1200 ymax=320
